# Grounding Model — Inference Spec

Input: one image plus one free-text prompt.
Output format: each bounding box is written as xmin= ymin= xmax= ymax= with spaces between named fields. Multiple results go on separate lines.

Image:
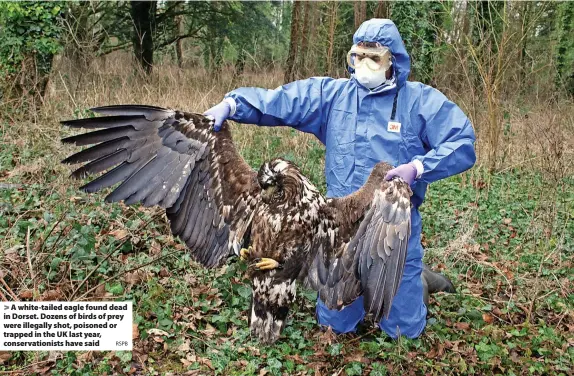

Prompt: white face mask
xmin=354 ymin=57 xmax=390 ymax=89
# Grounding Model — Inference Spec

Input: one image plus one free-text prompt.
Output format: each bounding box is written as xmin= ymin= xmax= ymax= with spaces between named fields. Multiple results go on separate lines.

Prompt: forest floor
xmin=0 ymin=64 xmax=573 ymax=375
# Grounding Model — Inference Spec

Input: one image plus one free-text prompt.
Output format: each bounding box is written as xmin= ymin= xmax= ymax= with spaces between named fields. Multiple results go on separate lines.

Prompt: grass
xmin=0 ymin=55 xmax=573 ymax=375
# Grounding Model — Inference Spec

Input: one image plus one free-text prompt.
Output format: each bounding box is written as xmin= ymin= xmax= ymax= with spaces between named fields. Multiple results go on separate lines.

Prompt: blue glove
xmin=203 ymin=100 xmax=231 ymax=131
xmin=384 ymin=162 xmax=418 ymax=185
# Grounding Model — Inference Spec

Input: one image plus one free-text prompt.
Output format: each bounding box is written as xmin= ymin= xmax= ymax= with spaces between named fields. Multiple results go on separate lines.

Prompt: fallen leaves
xmin=147 ymin=328 xmax=170 ymax=337
xmin=75 ymin=351 xmax=94 ymax=368
xmin=344 ymin=349 xmax=368 ymax=363
xmin=40 ymin=288 xmax=63 ymax=301
xmin=177 ymin=339 xmax=191 ymax=352
xmin=159 ymin=267 xmax=171 ymax=278
xmin=19 ymin=289 xmax=34 ymax=299
xmin=150 ymin=240 xmax=162 ymax=256
xmin=454 ymin=322 xmax=471 ymax=331
xmin=483 ymin=313 xmax=495 ymax=324
xmin=123 ymin=270 xmax=150 ymax=286
xmin=110 ymin=229 xmax=129 ymax=240
xmin=132 ymin=324 xmax=140 ymax=340
xmin=201 ymin=323 xmax=217 ymax=337
xmin=426 ymin=342 xmax=445 ymax=359
xmin=0 ymin=351 xmax=12 ymax=364
xmin=180 ymin=353 xmax=214 ymax=371
xmin=317 ymin=326 xmax=336 ymax=346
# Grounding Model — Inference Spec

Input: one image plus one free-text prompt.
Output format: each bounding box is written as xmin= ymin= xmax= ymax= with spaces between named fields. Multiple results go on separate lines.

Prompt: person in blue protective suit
xmin=204 ymin=19 xmax=476 ymax=339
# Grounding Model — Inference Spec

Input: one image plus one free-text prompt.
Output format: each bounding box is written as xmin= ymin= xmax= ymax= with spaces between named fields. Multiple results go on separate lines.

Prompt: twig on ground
xmin=58 ymin=71 xmax=77 ymax=109
xmin=344 ymin=327 xmax=379 ymax=344
xmin=0 ymin=289 xmax=9 ymax=302
xmin=26 ymin=227 xmax=36 ymax=287
xmin=0 ymin=277 xmax=19 ymax=301
xmin=0 ymin=358 xmax=55 ymax=375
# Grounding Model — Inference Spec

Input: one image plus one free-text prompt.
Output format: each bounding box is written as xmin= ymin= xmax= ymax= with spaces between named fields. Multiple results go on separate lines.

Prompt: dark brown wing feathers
xmin=354 ymin=183 xmax=411 ymax=320
xmin=61 ymin=105 xmax=259 ymax=268
xmin=308 ymin=163 xmax=411 ymax=322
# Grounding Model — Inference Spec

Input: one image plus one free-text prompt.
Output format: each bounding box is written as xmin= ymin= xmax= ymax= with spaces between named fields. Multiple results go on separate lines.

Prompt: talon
xmin=240 ymin=246 xmax=252 ymax=261
xmin=254 ymin=258 xmax=282 ymax=270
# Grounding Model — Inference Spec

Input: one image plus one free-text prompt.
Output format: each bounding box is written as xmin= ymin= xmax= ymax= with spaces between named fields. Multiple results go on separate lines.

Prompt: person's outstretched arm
xmin=206 ymin=77 xmax=342 ymax=144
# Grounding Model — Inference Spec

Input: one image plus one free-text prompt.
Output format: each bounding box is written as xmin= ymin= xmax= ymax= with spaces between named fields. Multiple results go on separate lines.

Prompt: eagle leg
xmin=252 ymin=258 xmax=283 ymax=270
xmin=240 ymin=246 xmax=252 ymax=261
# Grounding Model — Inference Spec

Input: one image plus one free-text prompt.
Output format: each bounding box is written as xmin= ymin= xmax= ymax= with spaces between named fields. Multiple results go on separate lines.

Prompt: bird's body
xmin=246 ymin=161 xmax=325 ymax=343
xmin=61 ymin=105 xmax=412 ymax=344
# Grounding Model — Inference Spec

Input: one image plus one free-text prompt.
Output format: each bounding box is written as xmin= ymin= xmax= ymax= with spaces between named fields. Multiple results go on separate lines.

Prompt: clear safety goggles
xmin=346 ymin=43 xmax=392 ymax=71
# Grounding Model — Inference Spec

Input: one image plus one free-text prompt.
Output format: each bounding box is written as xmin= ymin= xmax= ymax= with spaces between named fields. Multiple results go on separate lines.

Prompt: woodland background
xmin=0 ymin=1 xmax=572 ymax=375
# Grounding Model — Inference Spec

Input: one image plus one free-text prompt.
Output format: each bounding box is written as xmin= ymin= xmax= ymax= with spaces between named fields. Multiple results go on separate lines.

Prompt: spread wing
xmin=307 ymin=170 xmax=411 ymax=322
xmin=61 ymin=105 xmax=260 ymax=267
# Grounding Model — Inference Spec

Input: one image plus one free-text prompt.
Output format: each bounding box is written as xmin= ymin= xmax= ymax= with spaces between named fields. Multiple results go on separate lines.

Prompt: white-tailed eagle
xmin=61 ymin=105 xmax=412 ymax=344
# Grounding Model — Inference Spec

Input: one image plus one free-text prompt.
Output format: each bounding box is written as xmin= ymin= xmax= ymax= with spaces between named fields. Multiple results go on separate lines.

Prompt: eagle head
xmin=257 ymin=158 xmax=303 ymax=205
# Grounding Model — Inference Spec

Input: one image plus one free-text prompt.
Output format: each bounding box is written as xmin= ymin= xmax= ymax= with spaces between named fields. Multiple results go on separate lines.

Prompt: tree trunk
xmin=514 ymin=1 xmax=530 ymax=90
xmin=130 ymin=1 xmax=157 ymax=75
xmin=209 ymin=37 xmax=224 ymax=77
xmin=306 ymin=2 xmax=320 ymax=76
xmin=354 ymin=1 xmax=367 ymax=30
xmin=326 ymin=2 xmax=338 ymax=76
xmin=298 ymin=1 xmax=312 ymax=77
xmin=175 ymin=15 xmax=183 ymax=68
xmin=284 ymin=1 xmax=302 ymax=83
xmin=374 ymin=1 xmax=389 ymax=19
xmin=234 ymin=45 xmax=246 ymax=77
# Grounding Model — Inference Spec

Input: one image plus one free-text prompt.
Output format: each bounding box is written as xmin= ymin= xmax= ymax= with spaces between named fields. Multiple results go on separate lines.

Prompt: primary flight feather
xmin=61 ymin=105 xmax=411 ymax=344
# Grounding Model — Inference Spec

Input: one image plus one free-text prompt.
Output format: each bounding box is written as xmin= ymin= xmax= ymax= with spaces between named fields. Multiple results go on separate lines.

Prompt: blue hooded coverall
xmin=224 ymin=19 xmax=476 ymax=338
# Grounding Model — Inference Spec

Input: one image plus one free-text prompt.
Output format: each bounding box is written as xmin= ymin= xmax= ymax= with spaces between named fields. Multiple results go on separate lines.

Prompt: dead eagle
xmin=61 ymin=105 xmax=412 ymax=344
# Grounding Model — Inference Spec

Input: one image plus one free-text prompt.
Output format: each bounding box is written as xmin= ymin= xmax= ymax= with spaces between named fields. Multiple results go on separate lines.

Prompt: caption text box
xmin=1 ymin=302 xmax=133 ymax=351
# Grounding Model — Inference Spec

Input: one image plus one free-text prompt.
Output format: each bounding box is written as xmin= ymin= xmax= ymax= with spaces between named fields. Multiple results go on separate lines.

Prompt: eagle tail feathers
xmin=250 ymin=276 xmax=296 ymax=344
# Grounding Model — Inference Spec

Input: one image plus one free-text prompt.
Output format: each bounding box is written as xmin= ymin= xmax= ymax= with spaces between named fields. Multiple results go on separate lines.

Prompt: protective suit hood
xmin=352 ymin=19 xmax=411 ymax=88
